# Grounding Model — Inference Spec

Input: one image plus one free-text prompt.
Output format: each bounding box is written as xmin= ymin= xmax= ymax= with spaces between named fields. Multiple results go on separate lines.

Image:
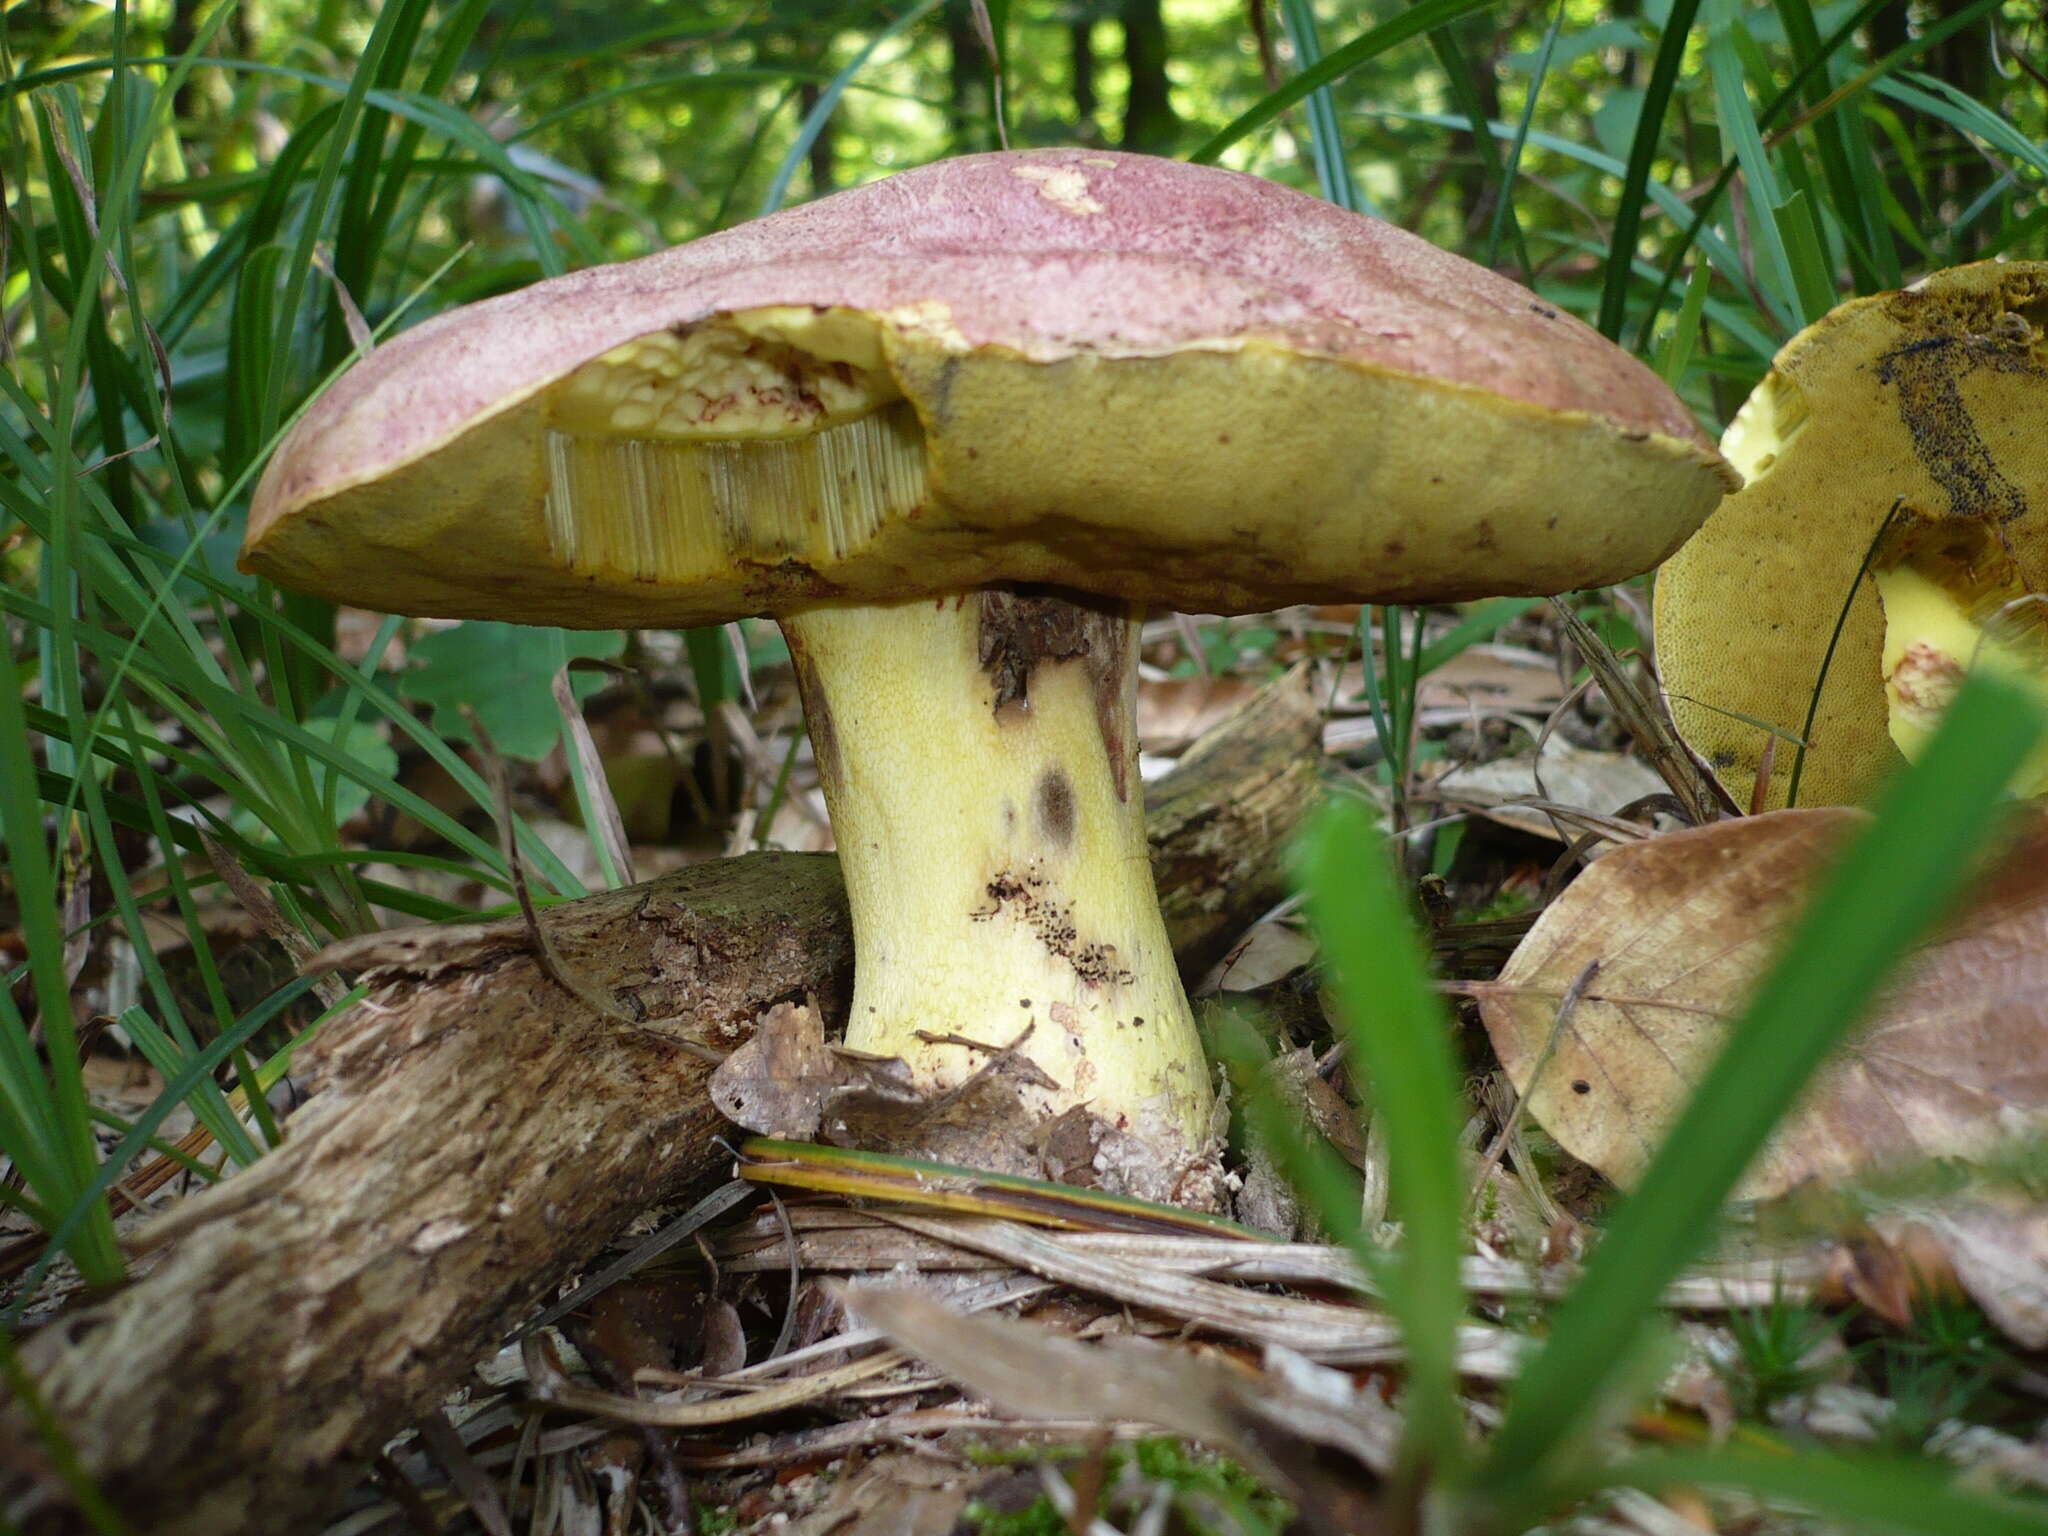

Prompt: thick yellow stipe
xmin=542 ymin=404 xmax=927 ymax=582
xmin=784 ymin=594 xmax=1214 ymax=1198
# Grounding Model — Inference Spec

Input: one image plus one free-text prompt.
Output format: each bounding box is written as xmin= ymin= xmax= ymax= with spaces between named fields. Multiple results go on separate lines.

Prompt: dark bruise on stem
xmin=975 ymin=586 xmax=1136 ymax=799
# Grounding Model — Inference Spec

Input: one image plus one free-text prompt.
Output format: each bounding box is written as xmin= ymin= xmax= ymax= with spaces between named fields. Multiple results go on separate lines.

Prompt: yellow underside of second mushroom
xmin=1877 ymin=557 xmax=2048 ymax=799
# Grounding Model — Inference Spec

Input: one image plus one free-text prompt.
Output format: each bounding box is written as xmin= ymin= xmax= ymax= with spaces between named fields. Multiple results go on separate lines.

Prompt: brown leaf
xmin=699 ymin=1297 xmax=749 ymax=1377
xmin=1883 ymin=1197 xmax=2048 ymax=1347
xmin=1475 ymin=807 xmax=2048 ymax=1200
xmin=709 ymin=1002 xmax=852 ymax=1137
xmin=826 ymin=1033 xmax=1075 ymax=1181
xmin=1815 ymin=1226 xmax=1962 ymax=1331
xmin=1200 ymin=920 xmax=1317 ymax=995
xmin=709 ymin=1004 xmax=1067 ymax=1179
xmin=586 ymin=1279 xmax=707 ymax=1381
xmin=1267 ymin=1047 xmax=1369 ymax=1172
xmin=789 ymin=1454 xmax=970 ymax=1536
xmin=1431 ymin=738 xmax=1670 ymax=844
xmin=1415 ymin=643 xmax=1563 ymax=714
xmin=841 ymin=1283 xmax=1396 ymax=1532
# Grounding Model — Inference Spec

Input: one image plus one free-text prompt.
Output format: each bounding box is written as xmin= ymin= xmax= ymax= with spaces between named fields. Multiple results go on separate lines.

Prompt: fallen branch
xmin=2 ymin=669 xmax=1320 ymax=1536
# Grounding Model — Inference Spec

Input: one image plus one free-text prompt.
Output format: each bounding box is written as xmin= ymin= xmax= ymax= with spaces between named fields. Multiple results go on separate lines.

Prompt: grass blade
xmin=758 ymin=0 xmax=943 ymax=217
xmin=1483 ymin=0 xmax=1563 ymax=272
xmin=1190 ymin=0 xmax=1504 ymax=166
xmin=1594 ymin=0 xmax=1702 ymax=339
xmin=1278 ymin=0 xmax=1368 ymax=215
xmin=1296 ymin=795 xmax=1470 ymax=1478
xmin=1584 ymin=1446 xmax=2048 ymax=1536
xmin=2 ymin=975 xmax=335 ymax=1327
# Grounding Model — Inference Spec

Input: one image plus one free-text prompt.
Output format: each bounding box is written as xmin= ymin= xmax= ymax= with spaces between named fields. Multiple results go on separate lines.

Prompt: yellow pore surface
xmin=1654 ymin=263 xmax=2048 ymax=810
xmin=247 ymin=302 xmax=1727 ymax=627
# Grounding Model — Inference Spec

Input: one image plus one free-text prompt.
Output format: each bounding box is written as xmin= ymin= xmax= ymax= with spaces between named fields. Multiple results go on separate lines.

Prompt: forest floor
xmin=9 ymin=594 xmax=2047 ymax=1536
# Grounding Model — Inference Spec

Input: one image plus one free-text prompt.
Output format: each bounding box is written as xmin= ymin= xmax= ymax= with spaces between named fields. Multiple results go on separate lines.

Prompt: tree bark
xmin=1070 ymin=12 xmax=1100 ymax=141
xmin=797 ymin=80 xmax=835 ymax=196
xmin=2 ymin=670 xmax=1320 ymax=1536
xmin=945 ymin=0 xmax=996 ymax=154
xmin=1119 ymin=0 xmax=1179 ymax=153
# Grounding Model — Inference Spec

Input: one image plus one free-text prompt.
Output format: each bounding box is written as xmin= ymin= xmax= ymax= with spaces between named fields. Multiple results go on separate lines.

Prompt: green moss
xmin=963 ymin=1493 xmax=1069 ymax=1536
xmin=1721 ymin=1293 xmax=1843 ymax=1418
xmin=1459 ymin=885 xmax=1540 ymax=924
xmin=962 ymin=1442 xmax=1083 ymax=1468
xmin=960 ymin=1439 xmax=1290 ymax=1536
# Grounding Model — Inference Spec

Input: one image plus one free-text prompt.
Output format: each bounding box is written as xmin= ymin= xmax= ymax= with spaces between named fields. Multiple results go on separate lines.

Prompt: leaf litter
xmin=31 ymin=591 xmax=2047 ymax=1536
xmin=331 ymin=607 xmax=2048 ymax=1535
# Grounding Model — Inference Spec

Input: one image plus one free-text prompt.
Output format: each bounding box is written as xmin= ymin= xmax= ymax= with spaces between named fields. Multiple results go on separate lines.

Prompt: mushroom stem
xmin=781 ymin=590 xmax=1213 ymax=1178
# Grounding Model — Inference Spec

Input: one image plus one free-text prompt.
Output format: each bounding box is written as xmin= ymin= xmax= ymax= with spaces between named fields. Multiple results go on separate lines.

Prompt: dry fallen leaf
xmin=1881 ymin=1196 xmax=2048 ymax=1347
xmin=1432 ymin=737 xmax=1671 ymax=844
xmin=1474 ymin=807 xmax=2048 ymax=1200
xmin=841 ymin=1282 xmax=1397 ymax=1534
xmin=708 ymin=1002 xmax=855 ymax=1138
xmin=1199 ymin=919 xmax=1318 ymax=995
xmin=1416 ymin=643 xmax=1564 ymax=715
xmin=1815 ymin=1225 xmax=1964 ymax=1331
xmin=789 ymin=1454 xmax=969 ymax=1536
xmin=710 ymin=1003 xmax=1071 ymax=1179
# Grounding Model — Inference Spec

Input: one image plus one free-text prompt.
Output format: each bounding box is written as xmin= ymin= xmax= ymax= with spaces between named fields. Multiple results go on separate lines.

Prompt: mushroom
xmin=243 ymin=148 xmax=1730 ymax=1199
xmin=1654 ymin=260 xmax=2048 ymax=811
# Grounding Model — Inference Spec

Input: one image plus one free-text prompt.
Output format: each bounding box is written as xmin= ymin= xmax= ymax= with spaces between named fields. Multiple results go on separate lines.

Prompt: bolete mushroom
xmin=1654 ymin=260 xmax=2048 ymax=810
xmin=243 ymin=148 xmax=1729 ymax=1199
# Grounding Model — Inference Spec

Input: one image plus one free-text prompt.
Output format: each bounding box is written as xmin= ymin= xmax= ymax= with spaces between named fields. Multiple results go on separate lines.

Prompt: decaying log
xmin=1 ymin=669 xmax=1320 ymax=1536
xmin=1150 ymin=665 xmax=1323 ymax=973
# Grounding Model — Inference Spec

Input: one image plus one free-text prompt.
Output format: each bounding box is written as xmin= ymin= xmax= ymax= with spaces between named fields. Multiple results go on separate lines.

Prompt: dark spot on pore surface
xmin=929 ymin=356 xmax=961 ymax=425
xmin=1475 ymin=519 xmax=1499 ymax=551
xmin=1036 ymin=769 xmax=1076 ymax=847
xmin=1572 ymin=1080 xmax=1591 ymax=1095
xmin=1878 ymin=328 xmax=2036 ymax=524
